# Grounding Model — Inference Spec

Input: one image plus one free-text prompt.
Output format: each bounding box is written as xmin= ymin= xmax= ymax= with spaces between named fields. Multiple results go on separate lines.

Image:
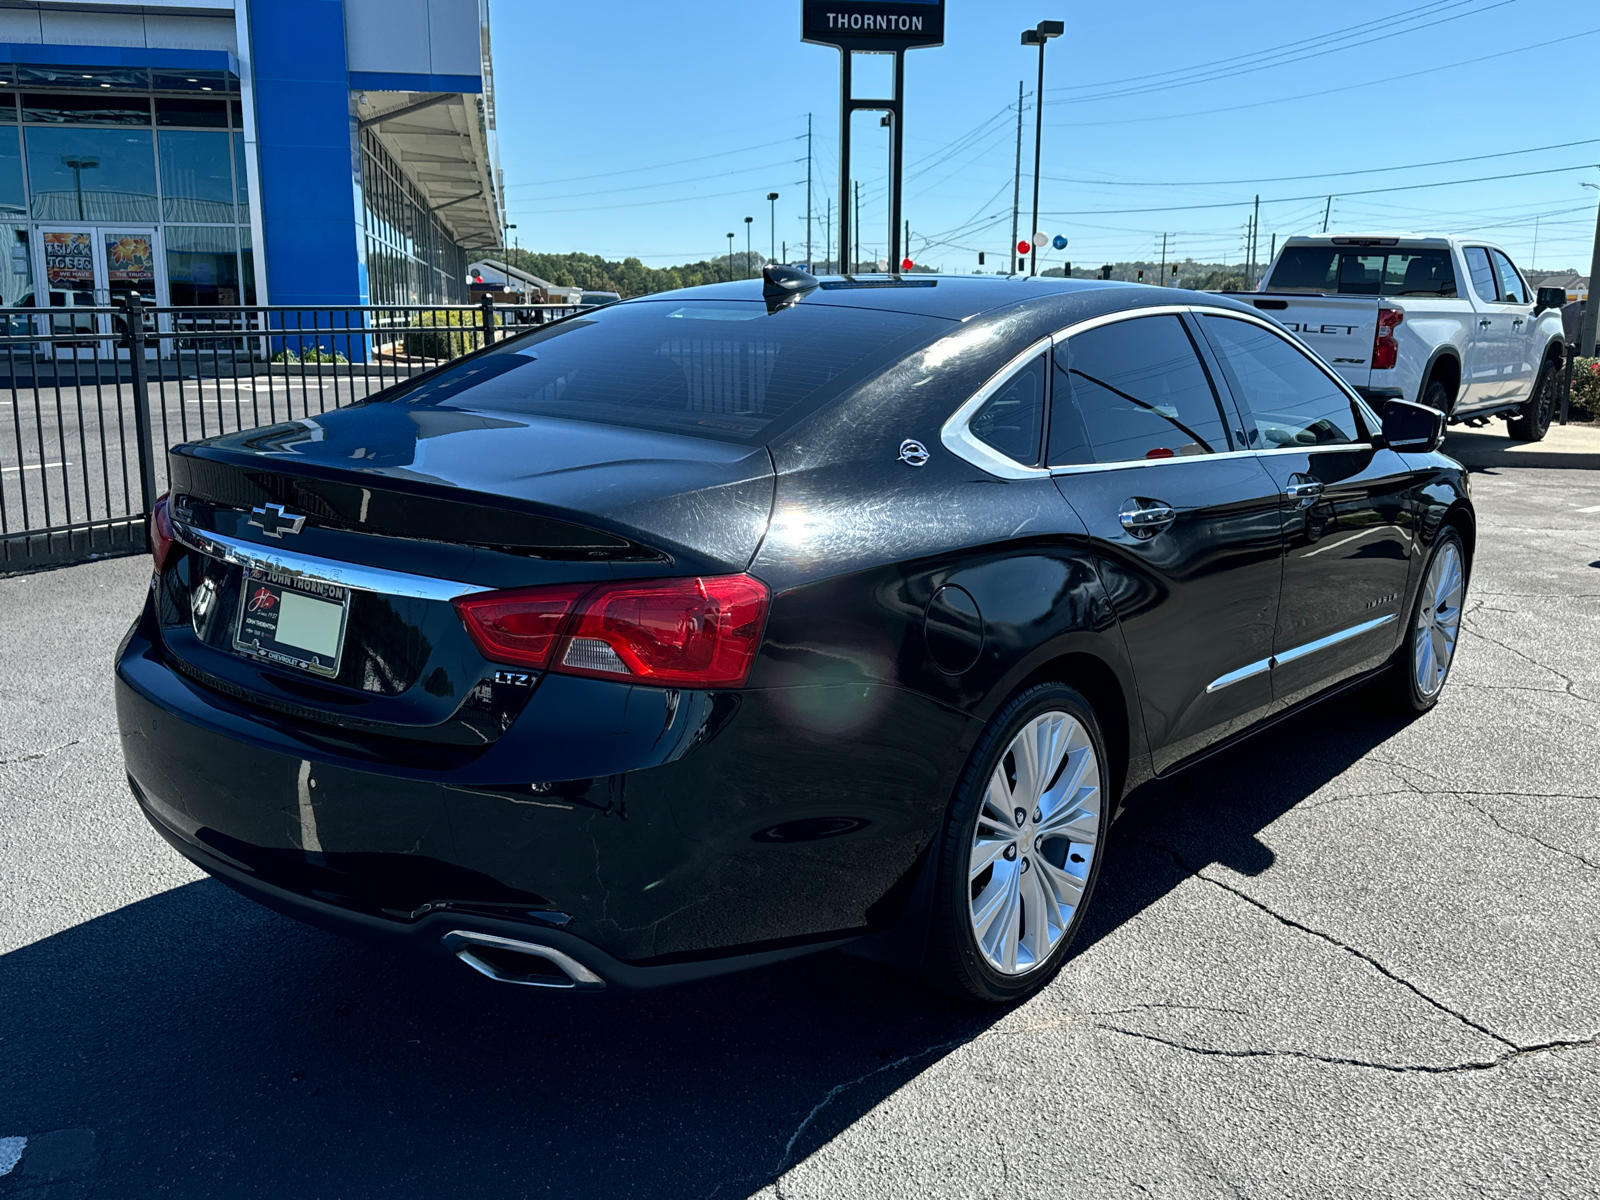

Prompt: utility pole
xmin=1010 ymin=79 xmax=1023 ymax=274
xmin=1582 ymin=181 xmax=1600 ymax=357
xmin=825 ymin=198 xmax=832 ymax=272
xmin=1322 ymin=195 xmax=1333 ymax=233
xmin=1159 ymin=233 xmax=1167 ymax=287
xmin=854 ymin=179 xmax=860 ymax=272
xmin=1250 ymin=194 xmax=1260 ymax=286
xmin=1267 ymin=232 xmax=1276 ymax=278
xmin=805 ymin=113 xmax=813 ymax=267
xmin=903 ymin=218 xmax=910 ymax=269
xmin=1020 ymin=21 xmax=1064 ymax=277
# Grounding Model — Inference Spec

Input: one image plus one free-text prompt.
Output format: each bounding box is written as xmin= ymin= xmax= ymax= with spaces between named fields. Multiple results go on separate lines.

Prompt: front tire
xmin=1383 ymin=527 xmax=1467 ymax=714
xmin=924 ymin=682 xmax=1111 ymax=1004
xmin=1420 ymin=377 xmax=1452 ymax=417
xmin=1506 ymin=357 xmax=1559 ymax=442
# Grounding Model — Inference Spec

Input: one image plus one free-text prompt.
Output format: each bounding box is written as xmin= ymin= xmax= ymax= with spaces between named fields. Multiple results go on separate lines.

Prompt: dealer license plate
xmin=232 ymin=568 xmax=350 ymax=678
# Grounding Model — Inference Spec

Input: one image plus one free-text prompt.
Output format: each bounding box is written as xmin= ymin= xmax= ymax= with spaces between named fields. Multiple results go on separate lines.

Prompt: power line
xmin=517 ymin=157 xmax=804 ymax=203
xmin=1042 ymin=138 xmax=1600 ymax=190
xmin=1038 ymin=162 xmax=1600 ymax=218
xmin=1049 ymin=27 xmax=1597 ymax=129
xmin=506 ymin=135 xmax=804 ymax=187
xmin=514 ymin=178 xmax=807 ymax=216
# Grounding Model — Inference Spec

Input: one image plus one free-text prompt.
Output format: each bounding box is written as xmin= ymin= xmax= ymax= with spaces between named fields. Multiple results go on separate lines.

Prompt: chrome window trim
xmin=943 ymin=303 xmax=1380 ymax=481
xmin=1205 ymin=612 xmax=1398 ymax=694
xmin=939 ymin=335 xmax=1054 ymax=481
xmin=171 ymin=521 xmax=491 ymax=602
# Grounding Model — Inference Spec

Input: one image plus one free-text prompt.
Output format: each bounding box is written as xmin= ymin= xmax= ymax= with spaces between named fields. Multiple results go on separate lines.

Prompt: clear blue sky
xmin=488 ymin=0 xmax=1599 ymax=273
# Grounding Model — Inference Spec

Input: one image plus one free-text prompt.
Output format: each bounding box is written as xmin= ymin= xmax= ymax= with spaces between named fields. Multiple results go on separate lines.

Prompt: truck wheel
xmin=1506 ymin=358 xmax=1559 ymax=442
xmin=1421 ymin=377 xmax=1451 ymax=416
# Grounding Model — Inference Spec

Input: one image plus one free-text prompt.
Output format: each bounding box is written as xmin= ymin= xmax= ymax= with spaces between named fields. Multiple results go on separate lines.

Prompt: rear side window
xmin=970 ymin=353 xmax=1045 ymax=465
xmin=1490 ymin=251 xmax=1526 ymax=305
xmin=1268 ymin=246 xmax=1457 ymax=297
xmin=374 ymin=299 xmax=953 ymax=443
xmin=1463 ymin=247 xmax=1499 ymax=302
xmin=1199 ymin=315 xmax=1362 ymax=448
xmin=1049 ymin=314 xmax=1230 ymax=466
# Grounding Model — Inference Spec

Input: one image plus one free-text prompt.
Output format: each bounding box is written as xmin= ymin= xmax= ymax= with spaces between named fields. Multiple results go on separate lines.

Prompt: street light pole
xmin=1581 ymin=180 xmax=1600 ymax=357
xmin=726 ymin=232 xmax=734 ymax=282
xmin=743 ymin=216 xmax=753 ymax=278
xmin=767 ymin=192 xmax=780 ymax=263
xmin=63 ymin=156 xmax=99 ymax=221
xmin=1020 ymin=21 xmax=1063 ymax=278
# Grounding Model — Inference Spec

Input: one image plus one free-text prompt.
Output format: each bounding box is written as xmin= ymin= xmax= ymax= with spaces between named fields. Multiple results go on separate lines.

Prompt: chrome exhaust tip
xmin=441 ymin=930 xmax=605 ymax=990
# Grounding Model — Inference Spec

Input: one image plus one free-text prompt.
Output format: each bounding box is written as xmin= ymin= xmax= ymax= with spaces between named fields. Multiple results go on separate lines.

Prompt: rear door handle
xmin=1478 ymin=318 xmax=1492 ymax=328
xmin=1284 ymin=477 xmax=1324 ymax=502
xmin=1119 ymin=499 xmax=1177 ymax=538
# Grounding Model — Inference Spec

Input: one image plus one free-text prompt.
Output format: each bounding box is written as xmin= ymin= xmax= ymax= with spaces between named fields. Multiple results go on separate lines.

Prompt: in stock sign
xmin=802 ymin=0 xmax=945 ymax=51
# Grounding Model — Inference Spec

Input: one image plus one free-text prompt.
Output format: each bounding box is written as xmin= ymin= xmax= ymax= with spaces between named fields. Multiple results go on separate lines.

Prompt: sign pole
xmin=838 ymin=49 xmax=852 ymax=276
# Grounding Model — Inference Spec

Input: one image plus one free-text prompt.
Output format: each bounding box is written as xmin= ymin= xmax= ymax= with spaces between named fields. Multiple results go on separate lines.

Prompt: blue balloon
xmin=1051 ymin=235 xmax=1068 ymax=250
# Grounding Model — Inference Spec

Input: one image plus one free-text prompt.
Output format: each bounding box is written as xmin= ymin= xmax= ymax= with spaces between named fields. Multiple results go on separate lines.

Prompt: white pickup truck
xmin=1243 ymin=234 xmax=1568 ymax=441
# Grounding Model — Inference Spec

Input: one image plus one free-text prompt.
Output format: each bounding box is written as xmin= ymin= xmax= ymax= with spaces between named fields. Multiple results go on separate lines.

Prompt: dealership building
xmin=0 ymin=0 xmax=504 ymax=314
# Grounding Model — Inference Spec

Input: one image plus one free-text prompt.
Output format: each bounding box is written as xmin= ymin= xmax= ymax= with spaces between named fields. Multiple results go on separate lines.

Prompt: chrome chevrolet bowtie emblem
xmin=248 ymin=503 xmax=307 ymax=538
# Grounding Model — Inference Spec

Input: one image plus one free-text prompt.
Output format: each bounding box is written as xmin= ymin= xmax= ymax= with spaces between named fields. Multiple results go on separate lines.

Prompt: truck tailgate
xmin=1239 ymin=294 xmax=1378 ymax=391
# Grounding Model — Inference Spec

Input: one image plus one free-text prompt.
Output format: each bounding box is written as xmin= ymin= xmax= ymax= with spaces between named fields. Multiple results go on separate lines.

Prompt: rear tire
xmin=1506 ymin=358 xmax=1559 ymax=442
xmin=1381 ymin=527 xmax=1467 ymax=714
xmin=1420 ymin=377 xmax=1451 ymax=417
xmin=923 ymin=682 xmax=1112 ymax=1004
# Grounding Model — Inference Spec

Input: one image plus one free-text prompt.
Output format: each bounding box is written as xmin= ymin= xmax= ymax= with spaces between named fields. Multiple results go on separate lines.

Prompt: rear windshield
xmin=372 ymin=299 xmax=952 ymax=443
xmin=1267 ymin=246 xmax=1457 ymax=297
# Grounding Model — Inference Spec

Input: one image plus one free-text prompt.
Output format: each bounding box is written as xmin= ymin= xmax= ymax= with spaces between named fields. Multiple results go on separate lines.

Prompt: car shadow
xmin=0 ymin=690 xmax=1411 ymax=1199
xmin=1442 ymin=425 xmax=1600 ymax=473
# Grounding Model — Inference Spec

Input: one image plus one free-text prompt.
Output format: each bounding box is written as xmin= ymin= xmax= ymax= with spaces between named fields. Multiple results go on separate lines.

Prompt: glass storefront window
xmin=25 ymin=127 xmax=158 ymax=222
xmin=159 ymin=129 xmax=233 ymax=222
xmin=166 ymin=225 xmax=240 ymax=305
xmin=151 ymin=69 xmax=233 ymax=93
xmin=240 ymin=224 xmax=256 ymax=305
xmin=3 ymin=224 xmax=32 ymax=308
xmin=18 ymin=66 xmax=151 ymax=89
xmin=22 ymin=92 xmax=151 ymax=125
xmin=0 ymin=126 xmax=23 ymax=217
xmin=233 ymin=133 xmax=249 ymax=213
xmin=156 ymin=98 xmax=227 ymax=128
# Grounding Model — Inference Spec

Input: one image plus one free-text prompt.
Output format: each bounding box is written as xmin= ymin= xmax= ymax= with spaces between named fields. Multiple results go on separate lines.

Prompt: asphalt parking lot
xmin=2 ymin=423 xmax=1597 ymax=1199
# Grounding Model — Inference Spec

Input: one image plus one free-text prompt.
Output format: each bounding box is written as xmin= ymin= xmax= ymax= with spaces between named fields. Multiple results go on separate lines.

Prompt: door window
xmin=1489 ymin=250 xmax=1526 ymax=306
xmin=1199 ymin=315 xmax=1363 ymax=448
xmin=1049 ymin=314 xmax=1230 ymax=466
xmin=969 ymin=352 xmax=1045 ymax=465
xmin=1462 ymin=247 xmax=1499 ymax=303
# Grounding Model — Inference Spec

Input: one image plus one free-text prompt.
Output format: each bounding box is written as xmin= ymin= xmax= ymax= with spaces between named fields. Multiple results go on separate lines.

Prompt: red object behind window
xmin=454 ymin=575 xmax=770 ymax=688
xmin=149 ymin=492 xmax=176 ymax=571
xmin=1372 ymin=306 xmax=1403 ymax=371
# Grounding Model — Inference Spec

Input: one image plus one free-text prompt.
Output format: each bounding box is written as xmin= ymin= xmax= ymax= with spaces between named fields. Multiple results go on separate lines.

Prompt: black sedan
xmin=116 ymin=269 xmax=1471 ymax=1003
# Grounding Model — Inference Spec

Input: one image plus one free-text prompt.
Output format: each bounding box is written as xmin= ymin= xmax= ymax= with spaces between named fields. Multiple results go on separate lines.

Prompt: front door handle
xmin=1284 ymin=477 xmax=1324 ymax=502
xmin=1511 ymin=318 xmax=1524 ymax=328
xmin=1119 ymin=499 xmax=1177 ymax=539
xmin=1477 ymin=318 xmax=1492 ymax=328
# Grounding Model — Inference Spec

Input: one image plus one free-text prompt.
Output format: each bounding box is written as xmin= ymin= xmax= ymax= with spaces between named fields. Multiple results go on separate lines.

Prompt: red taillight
xmin=1372 ymin=306 xmax=1403 ymax=371
xmin=454 ymin=574 xmax=770 ymax=688
xmin=454 ymin=583 xmax=593 ymax=669
xmin=149 ymin=492 xmax=176 ymax=571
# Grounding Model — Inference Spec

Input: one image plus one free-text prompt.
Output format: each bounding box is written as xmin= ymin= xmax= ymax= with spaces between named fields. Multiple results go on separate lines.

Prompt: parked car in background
xmin=116 ymin=270 xmax=1472 ymax=1004
xmin=1249 ymin=235 xmax=1567 ymax=440
xmin=578 ymin=290 xmax=622 ymax=306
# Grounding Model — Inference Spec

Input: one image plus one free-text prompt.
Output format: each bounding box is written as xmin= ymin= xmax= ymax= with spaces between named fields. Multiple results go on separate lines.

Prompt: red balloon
xmin=900 ymin=257 xmax=913 ymax=271
xmin=1016 ymin=241 xmax=1030 ymax=254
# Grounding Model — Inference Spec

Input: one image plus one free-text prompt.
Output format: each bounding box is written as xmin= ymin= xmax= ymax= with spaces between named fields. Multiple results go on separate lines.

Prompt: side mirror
xmin=1382 ymin=399 xmax=1445 ymax=453
xmin=1535 ymin=285 xmax=1565 ymax=315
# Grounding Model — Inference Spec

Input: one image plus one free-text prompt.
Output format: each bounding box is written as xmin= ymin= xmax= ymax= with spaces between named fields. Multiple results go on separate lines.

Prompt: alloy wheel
xmin=967 ymin=711 xmax=1101 ymax=975
xmin=1414 ymin=540 xmax=1464 ymax=697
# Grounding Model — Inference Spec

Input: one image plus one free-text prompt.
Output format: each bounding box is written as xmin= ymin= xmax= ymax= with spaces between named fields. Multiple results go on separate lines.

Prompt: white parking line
xmin=0 ymin=461 xmax=69 ymax=474
xmin=0 ymin=1137 xmax=25 ymax=1176
xmin=1575 ymin=504 xmax=1600 ymax=514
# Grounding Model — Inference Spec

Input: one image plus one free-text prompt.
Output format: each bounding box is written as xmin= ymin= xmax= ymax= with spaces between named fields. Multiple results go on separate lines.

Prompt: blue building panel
xmin=0 ymin=43 xmax=237 ymax=73
xmin=347 ymin=71 xmax=482 ymax=94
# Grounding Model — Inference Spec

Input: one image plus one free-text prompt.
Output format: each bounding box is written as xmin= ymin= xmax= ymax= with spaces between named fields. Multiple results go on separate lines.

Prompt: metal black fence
xmin=0 ymin=296 xmax=581 ymax=573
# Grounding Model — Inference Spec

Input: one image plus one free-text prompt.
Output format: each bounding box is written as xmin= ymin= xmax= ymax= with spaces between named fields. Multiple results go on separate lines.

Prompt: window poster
xmin=106 ymin=235 xmax=154 ymax=281
xmin=43 ymin=232 xmax=93 ymax=285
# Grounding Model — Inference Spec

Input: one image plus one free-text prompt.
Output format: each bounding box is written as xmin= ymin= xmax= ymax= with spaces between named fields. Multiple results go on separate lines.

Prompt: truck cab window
xmin=1382 ymin=250 xmax=1456 ymax=297
xmin=1463 ymin=247 xmax=1499 ymax=303
xmin=1489 ymin=250 xmax=1526 ymax=306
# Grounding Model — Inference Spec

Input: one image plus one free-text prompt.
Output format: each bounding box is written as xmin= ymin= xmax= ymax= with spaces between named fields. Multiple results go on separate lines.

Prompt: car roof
xmin=635 ymin=273 xmax=1144 ymax=322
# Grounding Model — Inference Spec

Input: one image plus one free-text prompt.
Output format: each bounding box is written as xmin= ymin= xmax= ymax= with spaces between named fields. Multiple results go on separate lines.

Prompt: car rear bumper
xmin=115 ymin=598 xmax=957 ymax=976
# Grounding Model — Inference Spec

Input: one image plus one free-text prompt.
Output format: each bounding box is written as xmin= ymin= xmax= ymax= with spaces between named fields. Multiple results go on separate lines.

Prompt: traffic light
xmin=1063 ymin=262 xmax=1071 ymax=277
xmin=978 ymin=251 xmax=986 ymax=266
xmin=1137 ymin=269 xmax=1145 ymax=283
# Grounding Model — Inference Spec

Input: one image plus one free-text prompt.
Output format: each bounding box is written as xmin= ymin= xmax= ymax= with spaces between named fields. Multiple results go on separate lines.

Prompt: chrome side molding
xmin=1206 ymin=613 xmax=1398 ymax=694
xmin=171 ymin=520 xmax=490 ymax=603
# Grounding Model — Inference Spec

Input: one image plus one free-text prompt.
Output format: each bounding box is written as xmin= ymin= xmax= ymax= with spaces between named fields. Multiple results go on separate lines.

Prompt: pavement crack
xmin=1098 ymin=1024 xmax=1600 ymax=1076
xmin=1145 ymin=840 xmax=1517 ymax=1049
xmin=1460 ymin=618 xmax=1598 ymax=706
xmin=773 ymin=1040 xmax=964 ymax=1176
xmin=0 ymin=738 xmax=80 ymax=765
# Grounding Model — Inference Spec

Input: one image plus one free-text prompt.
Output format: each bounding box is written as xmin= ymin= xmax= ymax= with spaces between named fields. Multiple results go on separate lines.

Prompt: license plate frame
xmin=231 ymin=568 xmax=351 ymax=679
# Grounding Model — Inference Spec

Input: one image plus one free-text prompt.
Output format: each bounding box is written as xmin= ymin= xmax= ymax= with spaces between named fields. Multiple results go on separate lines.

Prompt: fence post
xmin=123 ymin=293 xmax=158 ymax=524
xmin=1561 ymin=341 xmax=1574 ymax=426
xmin=479 ymin=293 xmax=496 ymax=348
